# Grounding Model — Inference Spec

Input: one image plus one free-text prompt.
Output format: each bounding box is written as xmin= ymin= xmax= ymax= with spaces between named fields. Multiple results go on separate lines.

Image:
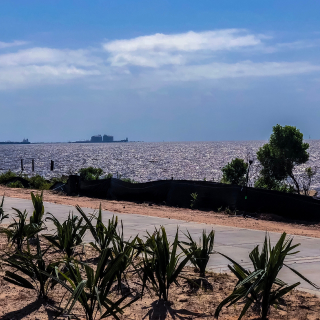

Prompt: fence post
xmin=50 ymin=160 xmax=54 ymax=171
xmin=21 ymin=159 xmax=24 ymax=171
xmin=32 ymin=159 xmax=34 ymax=172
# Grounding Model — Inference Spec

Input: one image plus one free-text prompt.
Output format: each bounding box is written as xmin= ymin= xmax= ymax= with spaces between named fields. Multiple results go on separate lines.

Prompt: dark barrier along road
xmin=66 ymin=176 xmax=320 ymax=222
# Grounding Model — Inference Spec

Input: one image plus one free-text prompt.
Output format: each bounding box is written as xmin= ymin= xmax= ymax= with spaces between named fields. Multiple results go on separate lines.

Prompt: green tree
xmin=221 ymin=158 xmax=248 ymax=185
xmin=256 ymin=125 xmax=309 ymax=194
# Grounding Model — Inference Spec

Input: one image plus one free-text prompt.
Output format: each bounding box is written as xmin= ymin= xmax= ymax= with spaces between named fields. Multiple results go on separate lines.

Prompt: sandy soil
xmin=1 ymin=185 xmax=320 ymax=238
xmin=0 ymin=236 xmax=320 ymax=320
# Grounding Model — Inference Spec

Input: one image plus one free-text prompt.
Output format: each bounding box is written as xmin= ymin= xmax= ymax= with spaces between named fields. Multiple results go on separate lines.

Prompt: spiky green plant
xmin=181 ymin=229 xmax=215 ymax=277
xmin=214 ymin=232 xmax=320 ymax=320
xmin=0 ymin=208 xmax=44 ymax=252
xmin=3 ymin=237 xmax=59 ymax=299
xmin=43 ymin=212 xmax=87 ymax=258
xmin=76 ymin=204 xmax=118 ymax=252
xmin=0 ymin=195 xmax=8 ymax=223
xmin=141 ymin=226 xmax=192 ymax=301
xmin=30 ymin=191 xmax=45 ymax=227
xmin=112 ymin=221 xmax=138 ymax=294
xmin=45 ymin=246 xmax=139 ymax=320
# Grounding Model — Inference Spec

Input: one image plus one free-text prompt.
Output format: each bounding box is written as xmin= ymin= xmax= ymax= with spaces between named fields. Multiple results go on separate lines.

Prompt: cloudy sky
xmin=1 ymin=0 xmax=320 ymax=142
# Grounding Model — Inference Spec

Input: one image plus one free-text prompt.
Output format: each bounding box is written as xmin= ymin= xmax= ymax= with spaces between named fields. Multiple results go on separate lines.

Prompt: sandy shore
xmin=1 ymin=185 xmax=320 ymax=238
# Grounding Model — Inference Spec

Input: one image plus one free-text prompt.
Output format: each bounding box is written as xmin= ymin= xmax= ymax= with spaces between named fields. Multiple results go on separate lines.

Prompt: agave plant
xmin=43 ymin=212 xmax=87 ymax=258
xmin=141 ymin=226 xmax=192 ymax=301
xmin=3 ymin=237 xmax=60 ymax=299
xmin=0 ymin=195 xmax=9 ymax=223
xmin=76 ymin=204 xmax=118 ymax=252
xmin=181 ymin=229 xmax=215 ymax=277
xmin=29 ymin=191 xmax=45 ymax=227
xmin=214 ymin=232 xmax=320 ymax=320
xmin=45 ymin=245 xmax=139 ymax=320
xmin=0 ymin=208 xmax=44 ymax=252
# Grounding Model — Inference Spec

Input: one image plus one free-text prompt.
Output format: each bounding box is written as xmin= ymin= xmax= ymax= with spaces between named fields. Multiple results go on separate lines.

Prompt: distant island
xmin=0 ymin=138 xmax=30 ymax=145
xmin=72 ymin=134 xmax=129 ymax=143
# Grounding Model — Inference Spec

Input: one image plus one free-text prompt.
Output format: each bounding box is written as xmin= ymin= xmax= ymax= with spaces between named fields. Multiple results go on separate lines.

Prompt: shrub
xmin=0 ymin=208 xmax=44 ymax=252
xmin=76 ymin=204 xmax=118 ymax=252
xmin=0 ymin=170 xmax=17 ymax=184
xmin=181 ymin=229 xmax=215 ymax=277
xmin=30 ymin=191 xmax=45 ymax=227
xmin=214 ymin=232 xmax=320 ymax=320
xmin=3 ymin=238 xmax=60 ymax=299
xmin=44 ymin=212 xmax=87 ymax=258
xmin=141 ymin=226 xmax=192 ymax=301
xmin=221 ymin=158 xmax=248 ymax=185
xmin=120 ymin=177 xmax=137 ymax=183
xmin=7 ymin=180 xmax=24 ymax=188
xmin=47 ymin=248 xmax=139 ymax=320
xmin=28 ymin=174 xmax=51 ymax=190
xmin=79 ymin=167 xmax=103 ymax=180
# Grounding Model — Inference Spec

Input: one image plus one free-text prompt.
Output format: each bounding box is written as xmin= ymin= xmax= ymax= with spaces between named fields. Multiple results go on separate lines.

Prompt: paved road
xmin=2 ymin=197 xmax=320 ymax=295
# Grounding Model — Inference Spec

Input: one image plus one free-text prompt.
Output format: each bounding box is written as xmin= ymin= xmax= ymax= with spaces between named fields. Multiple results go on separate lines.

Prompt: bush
xmin=78 ymin=167 xmax=103 ymax=180
xmin=221 ymin=158 xmax=248 ymax=185
xmin=7 ymin=181 xmax=24 ymax=188
xmin=28 ymin=175 xmax=51 ymax=190
xmin=0 ymin=170 xmax=17 ymax=184
xmin=215 ymin=232 xmax=320 ymax=319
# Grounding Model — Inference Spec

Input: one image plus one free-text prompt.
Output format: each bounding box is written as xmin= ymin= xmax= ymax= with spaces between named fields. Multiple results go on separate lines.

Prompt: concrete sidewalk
xmin=2 ymin=197 xmax=320 ymax=295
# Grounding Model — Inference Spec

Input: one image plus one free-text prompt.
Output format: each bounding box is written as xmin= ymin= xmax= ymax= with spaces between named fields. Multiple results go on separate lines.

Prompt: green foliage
xmin=214 ymin=232 xmax=320 ymax=320
xmin=30 ymin=191 xmax=45 ymax=227
xmin=79 ymin=167 xmax=103 ymax=181
xmin=181 ymin=229 xmax=215 ymax=277
xmin=190 ymin=192 xmax=198 ymax=209
xmin=76 ymin=204 xmax=118 ymax=252
xmin=28 ymin=174 xmax=51 ymax=190
xmin=7 ymin=180 xmax=24 ymax=188
xmin=112 ymin=222 xmax=138 ymax=294
xmin=254 ymin=175 xmax=295 ymax=193
xmin=3 ymin=238 xmax=59 ymax=299
xmin=141 ymin=227 xmax=191 ymax=301
xmin=0 ymin=208 xmax=44 ymax=252
xmin=221 ymin=158 xmax=248 ymax=185
xmin=43 ymin=212 xmax=87 ymax=258
xmin=256 ymin=124 xmax=309 ymax=194
xmin=50 ymin=175 xmax=68 ymax=184
xmin=46 ymin=248 xmax=139 ymax=320
xmin=0 ymin=170 xmax=17 ymax=184
xmin=0 ymin=195 xmax=9 ymax=223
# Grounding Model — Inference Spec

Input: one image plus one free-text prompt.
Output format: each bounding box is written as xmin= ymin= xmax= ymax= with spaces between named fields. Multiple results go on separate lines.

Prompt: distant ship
xmin=72 ymin=135 xmax=129 ymax=143
xmin=0 ymin=138 xmax=31 ymax=145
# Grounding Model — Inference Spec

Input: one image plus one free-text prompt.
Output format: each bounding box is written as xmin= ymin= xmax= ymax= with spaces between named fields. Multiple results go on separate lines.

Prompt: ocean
xmin=0 ymin=141 xmax=319 ymax=192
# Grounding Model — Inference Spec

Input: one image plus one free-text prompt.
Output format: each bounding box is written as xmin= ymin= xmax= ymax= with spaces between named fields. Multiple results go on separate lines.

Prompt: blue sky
xmin=1 ymin=0 xmax=320 ymax=142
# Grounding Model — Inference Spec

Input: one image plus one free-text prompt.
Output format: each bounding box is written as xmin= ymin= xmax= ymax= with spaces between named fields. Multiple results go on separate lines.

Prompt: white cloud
xmin=0 ymin=47 xmax=99 ymax=67
xmin=103 ymin=29 xmax=264 ymax=67
xmin=104 ymin=29 xmax=261 ymax=52
xmin=0 ymin=30 xmax=320 ymax=90
xmin=0 ymin=40 xmax=27 ymax=49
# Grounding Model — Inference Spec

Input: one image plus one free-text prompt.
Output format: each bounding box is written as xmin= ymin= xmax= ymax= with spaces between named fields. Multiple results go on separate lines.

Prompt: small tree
xmin=221 ymin=158 xmax=248 ymax=185
xmin=256 ymin=124 xmax=309 ymax=194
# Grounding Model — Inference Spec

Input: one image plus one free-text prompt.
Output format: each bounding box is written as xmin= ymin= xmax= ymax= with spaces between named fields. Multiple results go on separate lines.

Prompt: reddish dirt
xmin=0 ymin=236 xmax=320 ymax=320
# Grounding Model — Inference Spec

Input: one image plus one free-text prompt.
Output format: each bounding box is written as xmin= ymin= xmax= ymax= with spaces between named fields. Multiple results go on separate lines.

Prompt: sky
xmin=1 ymin=0 xmax=320 ymax=142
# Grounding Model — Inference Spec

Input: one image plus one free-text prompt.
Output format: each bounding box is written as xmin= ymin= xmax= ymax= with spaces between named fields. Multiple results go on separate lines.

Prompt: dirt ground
xmin=1 ymin=185 xmax=320 ymax=238
xmin=0 ymin=235 xmax=320 ymax=320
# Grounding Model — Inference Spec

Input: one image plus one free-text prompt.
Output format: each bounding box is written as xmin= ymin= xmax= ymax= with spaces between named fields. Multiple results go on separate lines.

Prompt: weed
xmin=190 ymin=192 xmax=198 ymax=209
xmin=0 ymin=195 xmax=9 ymax=223
xmin=7 ymin=180 xmax=24 ymax=188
